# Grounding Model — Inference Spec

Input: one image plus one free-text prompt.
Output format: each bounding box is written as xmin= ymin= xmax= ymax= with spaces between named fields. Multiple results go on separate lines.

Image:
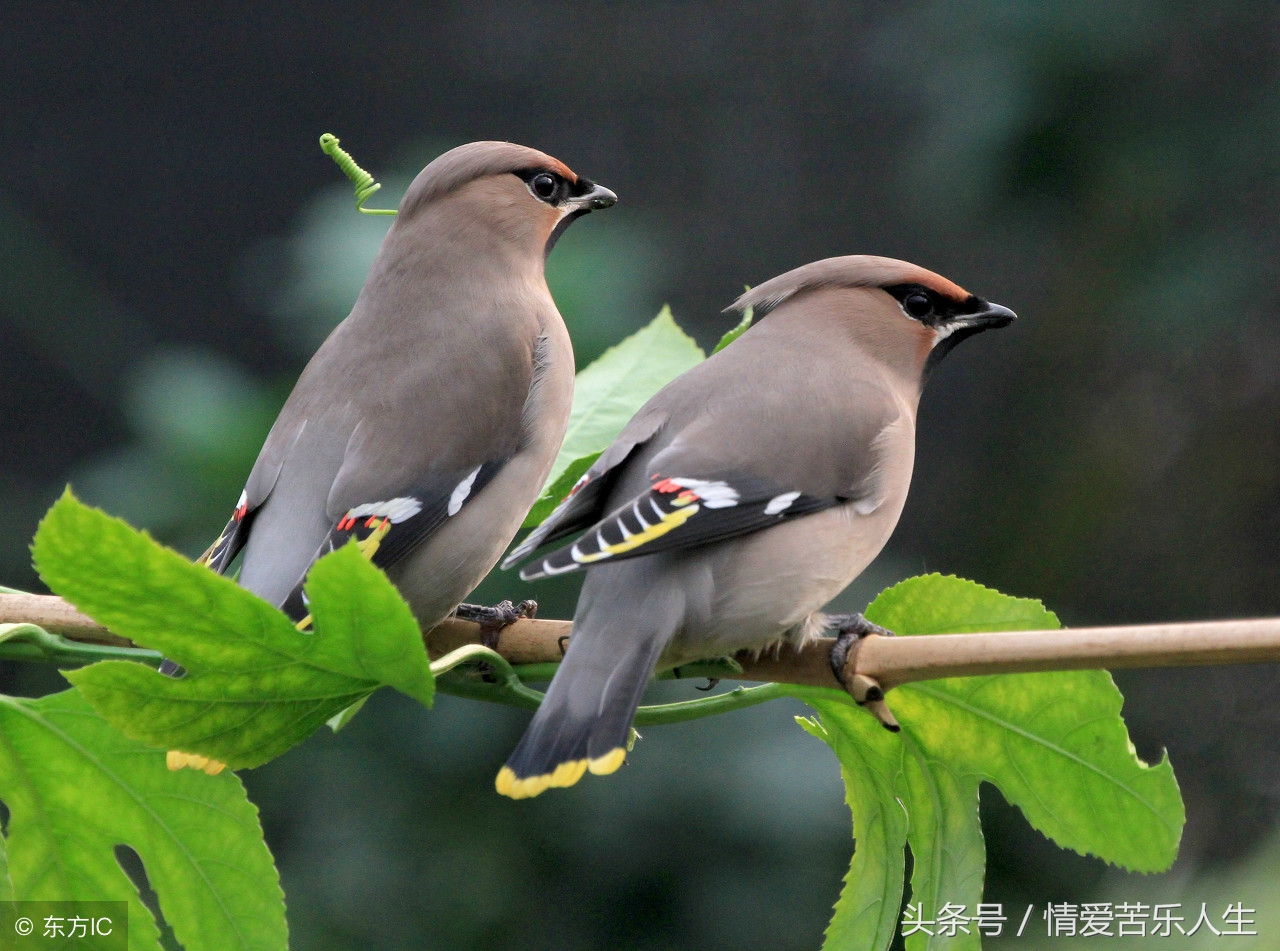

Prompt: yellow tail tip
xmin=166 ymin=750 xmax=227 ymax=775
xmin=588 ymin=747 xmax=626 ymax=775
xmin=496 ymin=754 xmax=609 ymax=800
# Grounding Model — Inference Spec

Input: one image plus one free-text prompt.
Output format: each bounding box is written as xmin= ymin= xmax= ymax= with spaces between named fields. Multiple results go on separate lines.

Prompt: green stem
xmin=431 ymin=644 xmax=547 ymax=710
xmin=0 ymin=620 xmax=852 ymax=726
xmin=429 ymin=643 xmax=856 ymax=724
xmin=509 ymin=663 xmax=560 ymax=683
xmin=511 ymin=656 xmax=743 ymax=685
xmin=0 ymin=623 xmax=162 ymax=668
xmin=435 ymin=674 xmax=543 ymax=711
xmin=635 ymin=683 xmax=784 ymax=724
xmin=635 ymin=681 xmax=859 ymax=725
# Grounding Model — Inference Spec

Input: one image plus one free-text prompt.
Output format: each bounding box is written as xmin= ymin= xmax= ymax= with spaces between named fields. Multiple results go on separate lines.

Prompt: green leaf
xmin=523 ymin=451 xmax=600 ymax=529
xmin=326 ymin=694 xmax=370 ymax=732
xmin=864 ymin=574 xmax=1059 ymax=635
xmin=34 ymin=491 xmax=433 ymax=768
xmin=802 ymin=575 xmax=1184 ymax=951
xmin=0 ymin=688 xmax=286 ymax=951
xmin=0 ymin=825 xmax=11 ymax=903
xmin=711 ymin=303 xmax=753 ymax=354
xmin=0 ymin=621 xmax=163 ymax=667
xmin=798 ymin=710 xmax=906 ymax=951
xmin=526 ymin=306 xmax=703 ymax=527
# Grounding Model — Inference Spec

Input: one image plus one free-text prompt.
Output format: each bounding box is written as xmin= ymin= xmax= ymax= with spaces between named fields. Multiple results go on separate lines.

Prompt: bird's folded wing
xmin=199 ymin=416 xmax=309 ymax=574
xmin=501 ymin=411 xmax=667 ymax=568
xmin=198 ymin=491 xmax=255 ymax=573
xmin=516 ymin=474 xmax=842 ymax=580
xmin=269 ymin=458 xmax=510 ymax=618
xmin=508 ymin=361 xmax=905 ymax=580
xmin=326 ymin=459 xmax=511 ymax=567
xmin=201 ymin=317 xmax=537 ymax=584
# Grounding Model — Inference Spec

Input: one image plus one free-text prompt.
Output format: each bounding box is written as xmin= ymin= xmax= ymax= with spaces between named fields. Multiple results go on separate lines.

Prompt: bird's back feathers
xmin=505 ymin=308 xmax=907 ymax=578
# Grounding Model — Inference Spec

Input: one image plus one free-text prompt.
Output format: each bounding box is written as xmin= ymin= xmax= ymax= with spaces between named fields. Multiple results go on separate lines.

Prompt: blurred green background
xmin=4 ymin=2 xmax=1280 ymax=948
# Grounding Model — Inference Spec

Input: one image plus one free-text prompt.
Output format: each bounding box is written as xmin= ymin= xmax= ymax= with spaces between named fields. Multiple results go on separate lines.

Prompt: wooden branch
xmin=6 ymin=593 xmax=1280 ymax=693
xmin=0 ymin=593 xmax=132 ymax=646
xmin=847 ymin=619 xmax=1280 ymax=691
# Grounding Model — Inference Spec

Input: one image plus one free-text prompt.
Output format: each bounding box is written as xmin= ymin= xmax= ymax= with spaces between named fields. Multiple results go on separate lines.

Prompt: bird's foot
xmin=456 ymin=598 xmax=538 ymax=650
xmin=827 ymin=613 xmax=900 ymax=732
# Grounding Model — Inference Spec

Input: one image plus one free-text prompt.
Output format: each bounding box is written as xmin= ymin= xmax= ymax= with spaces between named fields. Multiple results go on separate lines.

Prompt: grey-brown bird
xmin=496 ymin=255 xmax=1014 ymax=798
xmin=199 ymin=142 xmax=616 ymax=631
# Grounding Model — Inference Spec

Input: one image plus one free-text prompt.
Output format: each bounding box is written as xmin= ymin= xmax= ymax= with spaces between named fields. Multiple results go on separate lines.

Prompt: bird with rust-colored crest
xmin=497 ymin=255 xmax=1014 ymax=798
xmin=167 ymin=144 xmax=616 ymax=775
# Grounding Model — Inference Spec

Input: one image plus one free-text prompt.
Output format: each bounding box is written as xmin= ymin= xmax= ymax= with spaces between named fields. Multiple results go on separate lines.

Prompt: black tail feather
xmin=496 ymin=626 xmax=668 ymax=799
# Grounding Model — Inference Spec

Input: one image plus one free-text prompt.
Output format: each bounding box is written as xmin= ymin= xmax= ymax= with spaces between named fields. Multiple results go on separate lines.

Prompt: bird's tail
xmin=495 ymin=597 xmax=676 ymax=800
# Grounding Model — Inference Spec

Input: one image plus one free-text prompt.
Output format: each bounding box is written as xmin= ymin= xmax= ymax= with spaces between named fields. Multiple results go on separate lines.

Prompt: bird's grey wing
xmin=500 ymin=405 xmax=668 ymax=568
xmin=200 ymin=413 xmax=511 ymax=586
xmin=270 ymin=327 xmax=535 ymax=615
xmin=206 ymin=315 xmax=537 ymax=598
xmin=516 ymin=473 xmax=840 ymax=580
xmin=273 ymin=455 xmax=514 ymax=618
xmin=199 ymin=415 xmax=307 ymax=574
xmin=201 ymin=433 xmax=510 ymax=593
xmin=514 ymin=375 xmax=902 ymax=581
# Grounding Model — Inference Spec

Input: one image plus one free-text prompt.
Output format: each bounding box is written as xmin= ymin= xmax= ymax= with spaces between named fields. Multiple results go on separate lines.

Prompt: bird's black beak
xmin=568 ymin=179 xmax=618 ymax=211
xmin=953 ymin=300 xmax=1017 ymax=332
xmin=546 ymin=180 xmax=617 ymax=257
xmin=924 ymin=299 xmax=1016 ymax=378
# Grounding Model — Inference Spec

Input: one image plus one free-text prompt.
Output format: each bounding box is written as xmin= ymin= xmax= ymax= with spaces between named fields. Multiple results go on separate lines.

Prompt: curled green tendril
xmin=318 ymin=133 xmax=398 ymax=216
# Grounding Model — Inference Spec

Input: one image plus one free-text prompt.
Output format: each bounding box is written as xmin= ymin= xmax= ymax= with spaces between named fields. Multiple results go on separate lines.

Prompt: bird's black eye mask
xmin=515 ymin=168 xmax=569 ymax=204
xmin=883 ymin=284 xmax=982 ymax=328
xmin=885 ymin=283 xmax=1016 ymax=379
xmin=516 ymin=169 xmax=606 ymax=256
xmin=514 ymin=168 xmax=607 ymax=208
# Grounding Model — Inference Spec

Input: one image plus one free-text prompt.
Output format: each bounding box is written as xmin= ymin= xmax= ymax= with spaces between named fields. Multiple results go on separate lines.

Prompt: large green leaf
xmin=524 ymin=306 xmax=703 ymax=527
xmin=0 ymin=688 xmax=286 ymax=951
xmin=798 ymin=709 xmax=906 ymax=951
xmin=522 ymin=451 xmax=600 ymax=531
xmin=0 ymin=819 xmax=11 ymax=903
xmin=34 ymin=491 xmax=433 ymax=768
xmin=802 ymin=575 xmax=1184 ymax=951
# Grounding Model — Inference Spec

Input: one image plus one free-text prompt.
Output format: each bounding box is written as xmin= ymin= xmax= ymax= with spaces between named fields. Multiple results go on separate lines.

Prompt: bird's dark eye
xmin=531 ymin=173 xmax=559 ymax=201
xmin=903 ymin=291 xmax=933 ymax=319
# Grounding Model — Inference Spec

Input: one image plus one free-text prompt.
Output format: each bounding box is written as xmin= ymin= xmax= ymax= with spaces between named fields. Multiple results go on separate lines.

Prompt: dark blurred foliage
xmin=4 ymin=2 xmax=1280 ymax=948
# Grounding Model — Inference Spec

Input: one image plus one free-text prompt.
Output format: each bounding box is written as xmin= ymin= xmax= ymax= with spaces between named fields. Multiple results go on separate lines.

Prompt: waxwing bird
xmin=496 ymin=255 xmax=1014 ymax=799
xmin=197 ymin=142 xmax=616 ymax=632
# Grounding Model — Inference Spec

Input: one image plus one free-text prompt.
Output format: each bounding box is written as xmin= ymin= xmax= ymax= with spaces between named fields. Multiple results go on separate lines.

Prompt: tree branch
xmin=5 ymin=593 xmax=1280 ymax=693
xmin=0 ymin=593 xmax=131 ymax=645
